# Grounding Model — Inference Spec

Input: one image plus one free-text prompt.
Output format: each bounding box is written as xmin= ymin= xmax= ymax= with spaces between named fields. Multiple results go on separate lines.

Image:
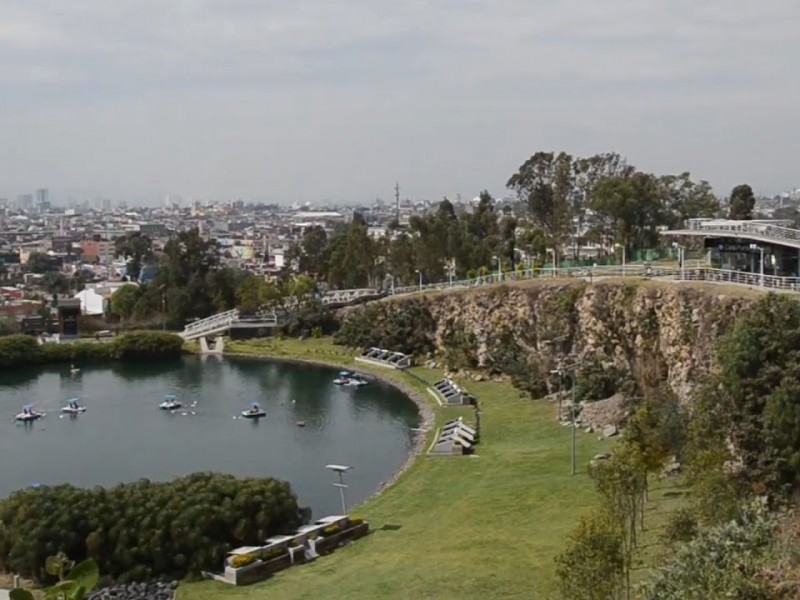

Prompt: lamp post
xmin=615 ymin=243 xmax=626 ymax=275
xmin=325 ymin=464 xmax=352 ymax=515
xmin=385 ymin=273 xmax=395 ymax=295
xmin=672 ymin=242 xmax=685 ymax=281
xmin=415 ymin=269 xmax=422 ymax=291
xmin=159 ymin=284 xmax=166 ymax=331
xmin=749 ymin=243 xmax=765 ymax=287
xmin=447 ymin=263 xmax=455 ymax=287
xmin=542 ymin=334 xmax=570 ymax=419
xmin=492 ymin=255 xmax=502 ymax=283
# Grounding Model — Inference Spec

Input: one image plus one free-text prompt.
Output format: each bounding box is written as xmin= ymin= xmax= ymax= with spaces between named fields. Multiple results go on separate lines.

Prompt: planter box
xmin=315 ymin=522 xmax=370 ymax=554
xmin=230 ymin=553 xmax=292 ymax=585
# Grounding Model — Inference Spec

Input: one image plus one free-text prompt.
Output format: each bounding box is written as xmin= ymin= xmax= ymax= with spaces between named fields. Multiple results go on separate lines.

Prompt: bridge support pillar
xmin=199 ymin=336 xmax=224 ymax=355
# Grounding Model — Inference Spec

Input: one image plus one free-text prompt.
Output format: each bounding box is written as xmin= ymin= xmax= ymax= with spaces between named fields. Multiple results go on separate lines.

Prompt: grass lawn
xmin=179 ymin=337 xmax=683 ymax=600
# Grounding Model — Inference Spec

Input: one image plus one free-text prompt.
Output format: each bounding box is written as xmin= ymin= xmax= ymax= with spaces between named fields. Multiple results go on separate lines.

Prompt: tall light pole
xmin=415 ymin=269 xmax=422 ymax=291
xmin=615 ymin=243 xmax=626 ymax=275
xmin=749 ymin=243 xmax=764 ymax=287
xmin=385 ymin=273 xmax=395 ymax=295
xmin=447 ymin=263 xmax=455 ymax=287
xmin=326 ymin=464 xmax=352 ymax=515
xmin=672 ymin=242 xmax=685 ymax=281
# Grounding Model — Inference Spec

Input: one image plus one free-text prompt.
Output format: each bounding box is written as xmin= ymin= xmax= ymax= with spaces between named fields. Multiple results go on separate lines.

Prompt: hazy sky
xmin=1 ymin=0 xmax=799 ymax=205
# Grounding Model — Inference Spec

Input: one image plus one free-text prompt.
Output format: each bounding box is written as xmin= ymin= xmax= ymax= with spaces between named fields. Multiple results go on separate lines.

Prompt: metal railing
xmin=182 ymin=309 xmax=240 ymax=338
xmin=677 ymin=219 xmax=800 ymax=248
xmin=182 ymin=263 xmax=798 ymax=340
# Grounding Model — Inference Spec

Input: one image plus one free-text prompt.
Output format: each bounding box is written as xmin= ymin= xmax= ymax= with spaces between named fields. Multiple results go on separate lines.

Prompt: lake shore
xmin=223 ymin=348 xmax=437 ymax=504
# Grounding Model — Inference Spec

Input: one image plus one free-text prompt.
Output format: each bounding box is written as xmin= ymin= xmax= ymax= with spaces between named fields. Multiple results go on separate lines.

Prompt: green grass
xmin=179 ymin=337 xmax=683 ymax=600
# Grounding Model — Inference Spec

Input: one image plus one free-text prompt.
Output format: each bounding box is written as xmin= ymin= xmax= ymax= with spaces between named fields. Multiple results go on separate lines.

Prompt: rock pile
xmin=87 ymin=581 xmax=178 ymax=600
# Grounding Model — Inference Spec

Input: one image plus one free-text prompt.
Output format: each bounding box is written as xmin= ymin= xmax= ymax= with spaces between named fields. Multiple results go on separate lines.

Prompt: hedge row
xmin=0 ymin=473 xmax=305 ymax=582
xmin=0 ymin=331 xmax=185 ymax=369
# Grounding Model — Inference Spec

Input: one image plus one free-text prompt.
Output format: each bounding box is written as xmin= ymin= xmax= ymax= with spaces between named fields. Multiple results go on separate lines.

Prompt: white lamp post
xmin=672 ymin=242 xmax=685 ymax=280
xmin=615 ymin=243 xmax=626 ymax=275
xmin=325 ymin=464 xmax=352 ymax=516
xmin=414 ymin=269 xmax=422 ymax=291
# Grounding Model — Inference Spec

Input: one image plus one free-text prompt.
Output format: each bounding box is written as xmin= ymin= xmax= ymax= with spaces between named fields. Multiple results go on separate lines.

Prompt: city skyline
xmin=1 ymin=0 xmax=799 ymax=204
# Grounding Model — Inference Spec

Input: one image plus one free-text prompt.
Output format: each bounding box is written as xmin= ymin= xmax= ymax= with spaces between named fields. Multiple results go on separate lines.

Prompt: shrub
xmin=0 ymin=334 xmax=39 ymax=367
xmin=229 ymin=554 xmax=258 ymax=569
xmin=322 ymin=525 xmax=341 ymax=536
xmin=664 ymin=508 xmax=699 ymax=545
xmin=0 ymin=472 xmax=305 ymax=582
xmin=347 ymin=517 xmax=364 ymax=527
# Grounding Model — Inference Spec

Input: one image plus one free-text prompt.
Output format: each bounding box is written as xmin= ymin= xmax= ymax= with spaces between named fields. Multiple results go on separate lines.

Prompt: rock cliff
xmin=336 ymin=281 xmax=754 ymax=401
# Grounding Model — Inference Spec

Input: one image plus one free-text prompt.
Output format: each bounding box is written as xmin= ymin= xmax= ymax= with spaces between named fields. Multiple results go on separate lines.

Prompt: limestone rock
xmin=602 ymin=425 xmax=618 ymax=438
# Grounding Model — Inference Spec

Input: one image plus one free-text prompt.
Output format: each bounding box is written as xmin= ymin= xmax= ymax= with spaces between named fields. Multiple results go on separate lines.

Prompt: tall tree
xmin=326 ymin=213 xmax=376 ymax=289
xmin=660 ymin=173 xmax=720 ymax=227
xmin=591 ymin=171 xmax=665 ymax=254
xmin=507 ymin=152 xmax=575 ymax=265
xmin=573 ymin=153 xmax=634 ymax=259
xmin=728 ymin=184 xmax=756 ymax=220
xmin=114 ymin=233 xmax=154 ymax=282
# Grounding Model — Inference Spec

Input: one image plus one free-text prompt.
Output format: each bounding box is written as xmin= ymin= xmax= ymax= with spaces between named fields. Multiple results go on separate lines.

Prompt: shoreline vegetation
xmin=179 ymin=337 xmax=685 ymax=600
xmin=0 ymin=331 xmax=184 ymax=369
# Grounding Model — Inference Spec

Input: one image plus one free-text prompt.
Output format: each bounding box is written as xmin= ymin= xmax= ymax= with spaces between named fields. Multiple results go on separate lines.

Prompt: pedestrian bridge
xmin=180 ymin=288 xmax=385 ymax=340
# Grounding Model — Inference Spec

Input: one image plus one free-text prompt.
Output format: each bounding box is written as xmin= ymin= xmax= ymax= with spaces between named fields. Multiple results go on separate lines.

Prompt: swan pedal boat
xmin=61 ymin=406 xmax=87 ymax=414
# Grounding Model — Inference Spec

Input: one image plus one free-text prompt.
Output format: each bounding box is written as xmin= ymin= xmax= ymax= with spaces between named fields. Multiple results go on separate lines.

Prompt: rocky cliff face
xmin=337 ymin=281 xmax=753 ymax=401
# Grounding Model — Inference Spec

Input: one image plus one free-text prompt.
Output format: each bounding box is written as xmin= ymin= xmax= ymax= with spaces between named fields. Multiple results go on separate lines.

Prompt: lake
xmin=0 ymin=356 xmax=421 ymax=518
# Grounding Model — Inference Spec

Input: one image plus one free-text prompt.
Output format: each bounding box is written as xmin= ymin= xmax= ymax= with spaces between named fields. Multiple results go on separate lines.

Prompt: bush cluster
xmin=334 ymin=299 xmax=435 ymax=356
xmin=0 ymin=473 xmax=305 ymax=582
xmin=0 ymin=331 xmax=184 ymax=369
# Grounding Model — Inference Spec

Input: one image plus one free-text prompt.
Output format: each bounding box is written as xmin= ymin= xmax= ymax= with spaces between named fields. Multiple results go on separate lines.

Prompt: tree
xmin=326 ymin=213 xmax=377 ymax=289
xmin=659 ymin=173 xmax=721 ymax=228
xmin=155 ymin=229 xmax=221 ymax=324
xmin=591 ymin=171 xmax=665 ymax=254
xmin=114 ymin=233 xmax=153 ymax=282
xmin=728 ymin=184 xmax=756 ymax=220
xmin=642 ymin=499 xmax=777 ymax=600
xmin=507 ymin=152 xmax=575 ymax=265
xmin=555 ymin=511 xmax=625 ymax=600
xmin=711 ymin=293 xmax=800 ymax=492
xmin=42 ymin=272 xmax=69 ymax=296
xmin=109 ymin=284 xmax=141 ymax=322
xmin=26 ymin=252 xmax=58 ymax=274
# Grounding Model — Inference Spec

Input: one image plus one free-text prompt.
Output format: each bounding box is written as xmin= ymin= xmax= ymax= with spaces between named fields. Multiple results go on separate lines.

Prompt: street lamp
xmin=325 ymin=464 xmax=352 ymax=515
xmin=614 ymin=243 xmax=626 ymax=275
xmin=385 ymin=273 xmax=395 ymax=295
xmin=492 ymin=255 xmax=502 ymax=282
xmin=446 ymin=262 xmax=455 ymax=287
xmin=749 ymin=243 xmax=765 ymax=287
xmin=672 ymin=242 xmax=685 ymax=281
xmin=414 ymin=269 xmax=422 ymax=291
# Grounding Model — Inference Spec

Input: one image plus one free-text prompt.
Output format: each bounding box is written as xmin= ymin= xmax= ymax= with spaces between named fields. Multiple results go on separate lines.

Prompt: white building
xmin=74 ymin=282 xmax=136 ymax=316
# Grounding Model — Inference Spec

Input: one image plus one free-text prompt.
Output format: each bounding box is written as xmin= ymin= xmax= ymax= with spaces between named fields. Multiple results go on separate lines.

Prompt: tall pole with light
xmin=749 ymin=243 xmax=765 ymax=287
xmin=326 ymin=464 xmax=352 ymax=515
xmin=415 ymin=269 xmax=422 ymax=291
xmin=672 ymin=242 xmax=685 ymax=281
xmin=615 ymin=243 xmax=626 ymax=275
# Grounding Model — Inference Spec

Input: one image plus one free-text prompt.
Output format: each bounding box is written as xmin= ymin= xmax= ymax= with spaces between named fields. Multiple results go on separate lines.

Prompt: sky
xmin=1 ymin=0 xmax=799 ymax=206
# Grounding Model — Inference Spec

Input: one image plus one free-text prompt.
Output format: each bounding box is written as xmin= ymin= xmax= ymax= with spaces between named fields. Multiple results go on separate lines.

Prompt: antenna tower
xmin=395 ymin=182 xmax=400 ymax=223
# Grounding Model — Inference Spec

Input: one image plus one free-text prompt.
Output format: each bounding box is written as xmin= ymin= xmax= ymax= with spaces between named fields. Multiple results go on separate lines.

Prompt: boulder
xmin=593 ymin=452 xmax=611 ymax=461
xmin=602 ymin=425 xmax=618 ymax=438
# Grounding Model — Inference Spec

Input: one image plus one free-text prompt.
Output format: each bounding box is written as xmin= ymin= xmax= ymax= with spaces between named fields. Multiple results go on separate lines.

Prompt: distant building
xmin=80 ymin=238 xmax=115 ymax=263
xmin=74 ymin=282 xmax=135 ymax=316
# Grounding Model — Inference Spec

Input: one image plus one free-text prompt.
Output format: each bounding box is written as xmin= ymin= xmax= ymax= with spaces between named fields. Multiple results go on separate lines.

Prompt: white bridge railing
xmin=182 ymin=264 xmax=796 ymax=340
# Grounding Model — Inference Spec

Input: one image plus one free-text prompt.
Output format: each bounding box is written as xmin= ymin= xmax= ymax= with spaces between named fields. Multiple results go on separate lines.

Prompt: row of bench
xmin=355 ymin=347 xmax=411 ymax=370
xmin=428 ymin=417 xmax=479 ymax=456
xmin=431 ymin=378 xmax=475 ymax=406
